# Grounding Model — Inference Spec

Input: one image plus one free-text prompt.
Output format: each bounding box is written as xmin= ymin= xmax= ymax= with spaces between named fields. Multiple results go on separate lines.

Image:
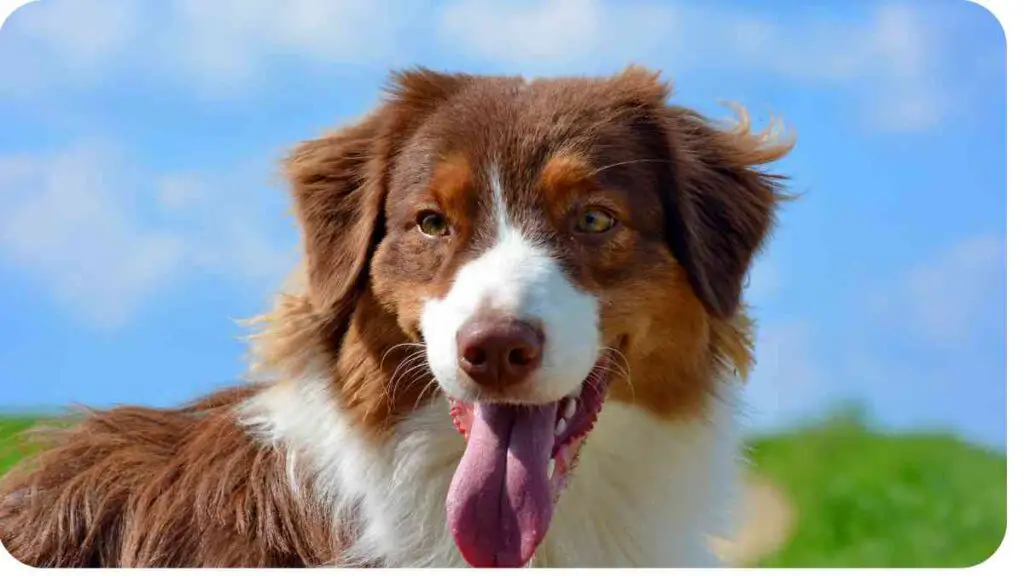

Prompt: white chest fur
xmin=239 ymin=377 xmax=743 ymax=568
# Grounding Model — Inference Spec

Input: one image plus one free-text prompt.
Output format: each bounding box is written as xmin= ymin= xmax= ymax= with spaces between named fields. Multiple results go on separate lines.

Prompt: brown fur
xmin=0 ymin=65 xmax=792 ymax=567
xmin=0 ymin=386 xmax=349 ymax=567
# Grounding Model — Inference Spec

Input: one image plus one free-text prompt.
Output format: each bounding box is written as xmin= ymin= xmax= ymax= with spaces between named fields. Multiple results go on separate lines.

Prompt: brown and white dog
xmin=0 ymin=66 xmax=792 ymax=568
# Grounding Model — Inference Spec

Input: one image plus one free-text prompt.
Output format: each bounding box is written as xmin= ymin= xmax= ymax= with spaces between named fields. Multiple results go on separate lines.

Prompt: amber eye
xmin=575 ymin=207 xmax=617 ymax=234
xmin=417 ymin=211 xmax=450 ymax=237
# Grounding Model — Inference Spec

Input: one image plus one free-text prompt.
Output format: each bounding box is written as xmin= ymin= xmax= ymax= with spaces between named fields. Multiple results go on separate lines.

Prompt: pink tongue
xmin=445 ymin=402 xmax=557 ymax=568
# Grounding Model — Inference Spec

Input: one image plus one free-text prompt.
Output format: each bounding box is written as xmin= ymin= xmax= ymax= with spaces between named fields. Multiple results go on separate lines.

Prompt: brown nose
xmin=456 ymin=317 xmax=544 ymax=390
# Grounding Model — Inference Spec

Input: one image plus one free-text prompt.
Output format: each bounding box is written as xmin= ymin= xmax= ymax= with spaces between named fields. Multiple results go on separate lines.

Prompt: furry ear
xmin=243 ymin=117 xmax=389 ymax=381
xmin=653 ymin=103 xmax=794 ymax=318
xmin=285 ymin=113 xmax=389 ymax=324
xmin=279 ymin=68 xmax=473 ymax=346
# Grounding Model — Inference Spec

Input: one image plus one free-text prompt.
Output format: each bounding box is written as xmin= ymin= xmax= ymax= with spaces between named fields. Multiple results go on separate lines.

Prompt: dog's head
xmin=271 ymin=66 xmax=792 ymax=567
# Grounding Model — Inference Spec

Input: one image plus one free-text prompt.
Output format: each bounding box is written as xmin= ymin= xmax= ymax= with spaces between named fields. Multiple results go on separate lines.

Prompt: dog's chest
xmin=243 ymin=383 xmax=740 ymax=567
xmin=354 ymin=400 xmax=741 ymax=567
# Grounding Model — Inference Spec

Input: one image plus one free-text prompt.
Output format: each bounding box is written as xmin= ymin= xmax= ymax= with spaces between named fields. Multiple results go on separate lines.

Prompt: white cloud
xmin=0 ymin=146 xmax=295 ymax=329
xmin=439 ymin=1 xmax=947 ymax=131
xmin=157 ymin=167 xmax=297 ymax=287
xmin=0 ymin=146 xmax=186 ymax=328
xmin=0 ymin=0 xmax=141 ymax=96
xmin=438 ymin=0 xmax=678 ymax=73
xmin=740 ymin=232 xmax=1006 ymax=438
xmin=163 ymin=0 xmax=411 ymax=96
xmin=850 ymin=4 xmax=944 ymax=131
xmin=898 ymin=233 xmax=1005 ymax=346
xmin=742 ymin=320 xmax=830 ymax=432
xmin=155 ymin=173 xmax=204 ymax=211
xmin=15 ymin=0 xmax=138 ymax=72
xmin=1 ymin=0 xmax=414 ymax=97
xmin=834 ymin=232 xmax=1006 ymax=446
xmin=2 ymin=0 xmax=952 ymax=129
xmin=4 ymin=0 xmax=951 ymax=129
xmin=694 ymin=4 xmax=928 ymax=82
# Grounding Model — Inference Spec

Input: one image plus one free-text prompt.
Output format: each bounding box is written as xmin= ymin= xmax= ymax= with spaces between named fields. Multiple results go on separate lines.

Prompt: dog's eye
xmin=417 ymin=211 xmax=450 ymax=237
xmin=575 ymin=207 xmax=617 ymax=234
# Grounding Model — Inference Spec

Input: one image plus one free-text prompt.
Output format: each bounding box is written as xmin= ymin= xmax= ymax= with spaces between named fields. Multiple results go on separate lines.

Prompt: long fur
xmin=0 ymin=386 xmax=346 ymax=567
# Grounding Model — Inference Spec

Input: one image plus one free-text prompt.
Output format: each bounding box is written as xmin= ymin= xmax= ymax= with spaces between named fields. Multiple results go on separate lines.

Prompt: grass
xmin=0 ymin=415 xmax=42 ymax=476
xmin=0 ymin=411 xmax=1008 ymax=567
xmin=747 ymin=409 xmax=1006 ymax=568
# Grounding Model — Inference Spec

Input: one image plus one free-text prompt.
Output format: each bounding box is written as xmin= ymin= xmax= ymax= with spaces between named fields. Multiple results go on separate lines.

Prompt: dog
xmin=0 ymin=65 xmax=792 ymax=568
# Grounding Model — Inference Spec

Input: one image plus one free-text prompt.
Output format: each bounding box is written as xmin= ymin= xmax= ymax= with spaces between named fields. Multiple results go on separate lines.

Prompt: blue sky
xmin=0 ymin=0 xmax=1007 ymax=448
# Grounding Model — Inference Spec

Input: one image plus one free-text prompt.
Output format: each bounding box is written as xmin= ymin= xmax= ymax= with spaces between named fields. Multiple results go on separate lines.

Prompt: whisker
xmin=595 ymin=364 xmax=632 ymax=388
xmin=604 ymin=361 xmax=632 ymax=385
xmin=400 ymin=363 xmax=432 ymax=391
xmin=411 ymin=374 xmax=440 ymax=412
xmin=599 ymin=345 xmax=629 ymax=369
xmin=386 ymin=350 xmax=429 ymax=407
xmin=601 ymin=346 xmax=633 ymax=378
xmin=386 ymin=357 xmax=438 ymax=414
xmin=389 ymin=353 xmax=429 ymax=394
xmin=382 ymin=348 xmax=424 ymax=409
xmin=380 ymin=342 xmax=426 ymax=371
xmin=394 ymin=363 xmax=437 ymax=409
xmin=386 ymin=356 xmax=418 ymax=396
xmin=590 ymin=158 xmax=673 ymax=176
xmin=599 ymin=346 xmax=636 ymax=403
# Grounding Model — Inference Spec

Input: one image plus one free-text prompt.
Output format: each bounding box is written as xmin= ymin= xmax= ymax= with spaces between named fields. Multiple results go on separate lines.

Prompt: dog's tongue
xmin=445 ymin=402 xmax=557 ymax=568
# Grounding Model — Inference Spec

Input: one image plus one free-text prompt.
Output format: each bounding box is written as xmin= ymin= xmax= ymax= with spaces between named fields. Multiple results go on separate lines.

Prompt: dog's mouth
xmin=444 ymin=355 xmax=612 ymax=568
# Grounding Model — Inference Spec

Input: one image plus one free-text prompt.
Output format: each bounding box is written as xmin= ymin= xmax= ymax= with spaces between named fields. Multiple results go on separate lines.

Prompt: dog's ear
xmin=651 ymin=102 xmax=794 ymax=318
xmin=283 ymin=68 xmax=473 ymax=337
xmin=285 ymin=113 xmax=389 ymax=326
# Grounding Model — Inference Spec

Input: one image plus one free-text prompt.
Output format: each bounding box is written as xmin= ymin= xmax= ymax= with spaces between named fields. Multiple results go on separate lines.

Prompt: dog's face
xmin=283 ymin=67 xmax=791 ymax=567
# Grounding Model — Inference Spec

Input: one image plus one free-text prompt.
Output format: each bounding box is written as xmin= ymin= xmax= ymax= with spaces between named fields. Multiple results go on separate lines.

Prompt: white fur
xmin=239 ymin=370 xmax=468 ymax=566
xmin=239 ymin=371 xmax=743 ymax=567
xmin=420 ymin=164 xmax=600 ymax=404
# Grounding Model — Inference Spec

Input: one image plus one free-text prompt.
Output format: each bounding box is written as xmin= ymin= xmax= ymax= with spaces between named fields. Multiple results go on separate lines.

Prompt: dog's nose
xmin=456 ymin=317 xmax=544 ymax=390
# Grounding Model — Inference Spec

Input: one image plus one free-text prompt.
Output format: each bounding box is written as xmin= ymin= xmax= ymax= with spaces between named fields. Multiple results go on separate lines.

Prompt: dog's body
xmin=0 ymin=67 xmax=792 ymax=568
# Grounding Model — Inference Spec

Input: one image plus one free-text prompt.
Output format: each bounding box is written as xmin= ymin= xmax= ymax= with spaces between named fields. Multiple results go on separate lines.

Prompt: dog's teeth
xmin=564 ymin=398 xmax=578 ymax=420
xmin=548 ymin=460 xmax=555 ymax=479
xmin=554 ymin=418 xmax=567 ymax=436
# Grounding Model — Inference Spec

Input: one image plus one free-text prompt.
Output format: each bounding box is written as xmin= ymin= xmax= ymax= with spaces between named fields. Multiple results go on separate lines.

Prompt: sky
xmin=0 ymin=0 xmax=1007 ymax=448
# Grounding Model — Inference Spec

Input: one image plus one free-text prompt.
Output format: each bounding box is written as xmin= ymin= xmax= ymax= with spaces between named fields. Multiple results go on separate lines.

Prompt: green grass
xmin=748 ymin=410 xmax=1006 ymax=568
xmin=0 ymin=415 xmax=42 ymax=476
xmin=0 ymin=412 xmax=1007 ymax=567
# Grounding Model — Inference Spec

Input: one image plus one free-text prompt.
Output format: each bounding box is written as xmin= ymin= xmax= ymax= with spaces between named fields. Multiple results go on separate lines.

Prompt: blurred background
xmin=0 ymin=0 xmax=1007 ymax=568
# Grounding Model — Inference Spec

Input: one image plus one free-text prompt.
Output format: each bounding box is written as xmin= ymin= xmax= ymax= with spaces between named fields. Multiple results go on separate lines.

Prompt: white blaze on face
xmin=420 ymin=165 xmax=601 ymax=403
